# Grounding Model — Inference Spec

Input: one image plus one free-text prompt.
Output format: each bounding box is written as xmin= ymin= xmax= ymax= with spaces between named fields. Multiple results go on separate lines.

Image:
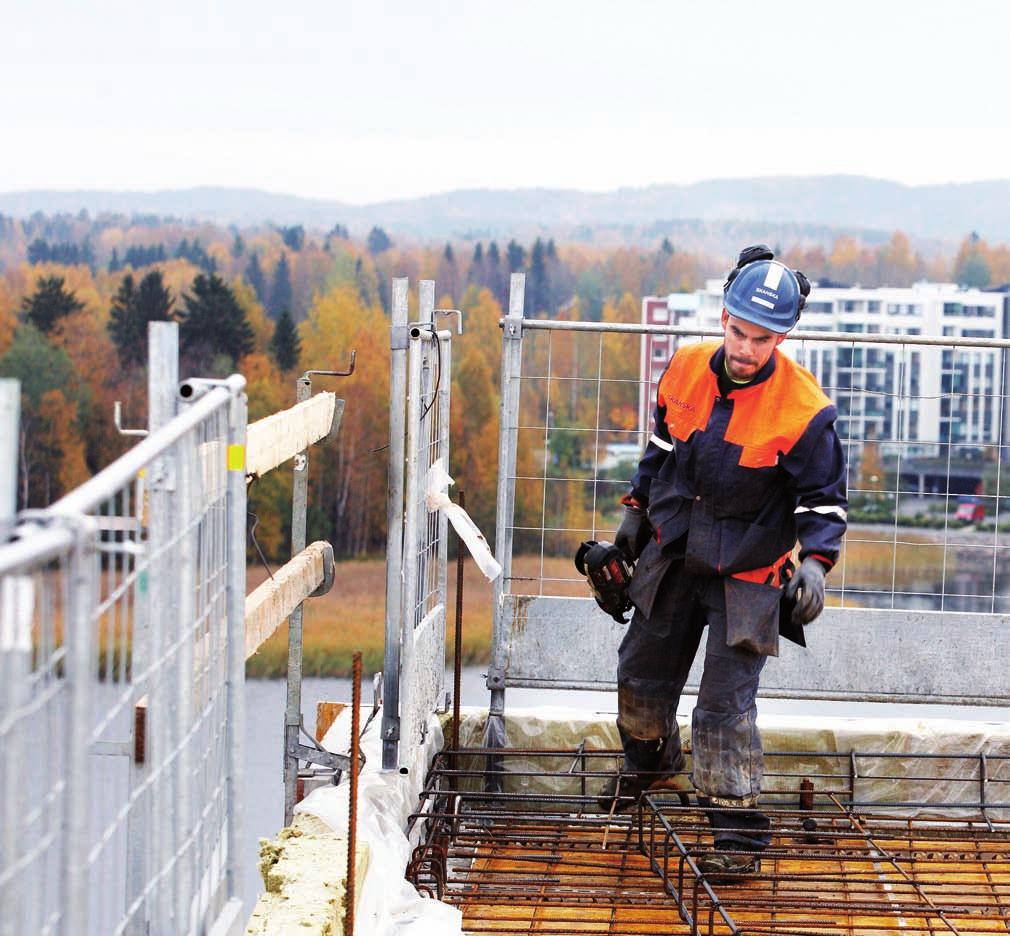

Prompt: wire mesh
xmin=501 ymin=322 xmax=1010 ymax=614
xmin=408 ymin=747 xmax=1010 ymax=935
xmin=0 ymin=388 xmax=241 ymax=936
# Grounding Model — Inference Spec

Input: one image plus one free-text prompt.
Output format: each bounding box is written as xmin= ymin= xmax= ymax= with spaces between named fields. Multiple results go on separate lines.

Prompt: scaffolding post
xmin=382 ymin=278 xmax=410 ymax=769
xmin=283 ymin=373 xmax=313 ymax=825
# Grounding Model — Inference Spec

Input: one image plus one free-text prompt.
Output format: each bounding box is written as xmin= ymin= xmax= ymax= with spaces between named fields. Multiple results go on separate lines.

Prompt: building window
xmin=868 ymin=301 xmax=881 ymax=313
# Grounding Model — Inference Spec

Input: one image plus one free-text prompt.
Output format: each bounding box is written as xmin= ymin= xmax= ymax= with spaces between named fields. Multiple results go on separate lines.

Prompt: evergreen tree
xmin=366 ymin=226 xmax=393 ymax=254
xmin=468 ymin=242 xmax=485 ymax=286
xmin=661 ymin=237 xmax=674 ymax=255
xmin=21 ymin=276 xmax=84 ymax=333
xmin=328 ymin=223 xmax=349 ymax=240
xmin=506 ymin=239 xmax=526 ymax=273
xmin=269 ymin=252 xmax=293 ymax=319
xmin=443 ymin=242 xmax=454 ymax=264
xmin=280 ymin=225 xmax=305 ymax=252
xmin=231 ymin=233 xmax=245 ymax=257
xmin=180 ymin=274 xmax=254 ymax=368
xmin=246 ymin=253 xmax=266 ymax=303
xmin=528 ymin=238 xmax=548 ymax=314
xmin=109 ymin=271 xmax=175 ymax=368
xmin=486 ymin=241 xmax=504 ymax=305
xmin=108 ymin=248 xmax=122 ymax=272
xmin=270 ymin=308 xmax=301 ymax=372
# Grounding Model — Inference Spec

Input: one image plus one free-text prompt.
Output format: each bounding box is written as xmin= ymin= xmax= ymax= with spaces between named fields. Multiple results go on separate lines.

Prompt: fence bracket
xmin=286 ymin=741 xmax=350 ymax=772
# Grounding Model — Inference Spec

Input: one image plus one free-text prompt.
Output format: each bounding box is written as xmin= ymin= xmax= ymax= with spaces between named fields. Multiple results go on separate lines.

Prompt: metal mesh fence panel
xmin=0 ymin=381 xmax=245 ymax=936
xmin=501 ymin=323 xmax=1010 ymax=614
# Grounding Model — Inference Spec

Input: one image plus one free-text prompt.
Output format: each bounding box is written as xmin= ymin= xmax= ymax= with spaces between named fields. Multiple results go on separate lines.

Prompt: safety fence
xmin=0 ymin=353 xmax=247 ymax=935
xmin=383 ymin=278 xmax=455 ymax=772
xmin=489 ymin=276 xmax=1010 ymax=704
xmin=0 ymin=323 xmax=345 ymax=935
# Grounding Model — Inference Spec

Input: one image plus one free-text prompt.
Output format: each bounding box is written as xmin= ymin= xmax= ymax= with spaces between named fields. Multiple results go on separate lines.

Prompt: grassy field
xmin=245 ymin=529 xmax=1001 ymax=677
xmin=245 ymin=554 xmax=583 ymax=678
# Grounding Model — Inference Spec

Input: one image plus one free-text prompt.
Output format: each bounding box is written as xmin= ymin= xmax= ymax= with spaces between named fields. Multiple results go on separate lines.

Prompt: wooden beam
xmin=245 ymin=393 xmax=341 ymax=478
xmin=315 ymin=702 xmax=346 ymax=743
xmin=245 ymin=540 xmax=333 ymax=659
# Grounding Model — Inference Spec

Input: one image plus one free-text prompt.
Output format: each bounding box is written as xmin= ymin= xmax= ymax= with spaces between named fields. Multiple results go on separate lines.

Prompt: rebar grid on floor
xmin=405 ymin=748 xmax=1010 ymax=935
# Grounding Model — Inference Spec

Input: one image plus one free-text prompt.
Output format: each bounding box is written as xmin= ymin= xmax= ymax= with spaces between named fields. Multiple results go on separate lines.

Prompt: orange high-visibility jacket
xmin=628 ymin=341 xmax=847 ymax=585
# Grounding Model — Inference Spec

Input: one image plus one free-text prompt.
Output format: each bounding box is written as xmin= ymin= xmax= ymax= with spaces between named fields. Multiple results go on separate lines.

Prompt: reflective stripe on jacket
xmin=630 ymin=341 xmax=847 ymax=580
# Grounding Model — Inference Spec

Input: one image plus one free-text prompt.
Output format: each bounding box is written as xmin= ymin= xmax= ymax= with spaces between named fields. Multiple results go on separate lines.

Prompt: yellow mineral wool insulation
xmin=245 ymin=812 xmax=368 ymax=936
xmin=445 ymin=705 xmax=1010 ymax=813
xmin=294 ymin=705 xmax=463 ymax=934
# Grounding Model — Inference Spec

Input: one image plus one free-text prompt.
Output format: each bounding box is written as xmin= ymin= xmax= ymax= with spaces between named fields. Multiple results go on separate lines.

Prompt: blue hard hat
xmin=724 ymin=259 xmax=803 ymax=334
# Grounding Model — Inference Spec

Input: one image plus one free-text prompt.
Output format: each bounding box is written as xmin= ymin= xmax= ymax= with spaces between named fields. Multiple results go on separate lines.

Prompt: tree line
xmin=1 ymin=217 xmax=1008 ymax=559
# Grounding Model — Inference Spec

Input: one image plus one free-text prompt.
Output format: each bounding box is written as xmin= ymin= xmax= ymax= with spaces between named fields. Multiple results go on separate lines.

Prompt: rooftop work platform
xmin=402 ymin=714 xmax=1010 ymax=935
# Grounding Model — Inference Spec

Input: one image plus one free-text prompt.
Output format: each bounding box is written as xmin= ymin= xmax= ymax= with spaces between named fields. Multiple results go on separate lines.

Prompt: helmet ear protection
xmin=574 ymin=540 xmax=634 ymax=624
xmin=723 ymin=244 xmax=809 ymax=325
xmin=794 ymin=269 xmax=811 ymax=319
xmin=723 ymin=244 xmax=775 ymax=291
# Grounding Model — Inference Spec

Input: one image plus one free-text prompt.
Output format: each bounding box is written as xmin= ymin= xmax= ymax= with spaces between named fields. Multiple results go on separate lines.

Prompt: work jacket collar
xmin=709 ymin=345 xmax=777 ymax=393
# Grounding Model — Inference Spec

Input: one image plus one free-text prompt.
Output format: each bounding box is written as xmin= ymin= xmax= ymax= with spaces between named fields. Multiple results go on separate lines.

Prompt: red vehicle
xmin=954 ymin=498 xmax=985 ymax=523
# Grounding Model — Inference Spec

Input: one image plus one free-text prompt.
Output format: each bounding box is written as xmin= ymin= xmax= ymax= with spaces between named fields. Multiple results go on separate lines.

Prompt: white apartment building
xmin=640 ymin=283 xmax=1010 ymax=484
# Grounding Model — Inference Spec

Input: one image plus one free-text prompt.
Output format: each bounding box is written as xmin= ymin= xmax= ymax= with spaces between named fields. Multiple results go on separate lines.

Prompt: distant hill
xmin=2 ymin=176 xmax=1006 ymax=247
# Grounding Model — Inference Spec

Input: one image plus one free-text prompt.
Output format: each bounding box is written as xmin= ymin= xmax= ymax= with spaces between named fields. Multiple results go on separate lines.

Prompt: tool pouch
xmin=724 ymin=577 xmax=782 ymax=657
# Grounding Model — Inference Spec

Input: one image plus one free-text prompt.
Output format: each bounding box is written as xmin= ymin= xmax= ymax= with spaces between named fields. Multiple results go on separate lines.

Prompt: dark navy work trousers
xmin=617 ymin=560 xmax=772 ymax=849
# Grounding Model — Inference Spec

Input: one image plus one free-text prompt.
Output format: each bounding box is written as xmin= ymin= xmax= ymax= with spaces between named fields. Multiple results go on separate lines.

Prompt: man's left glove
xmin=615 ymin=505 xmax=652 ymax=561
xmin=784 ymin=557 xmax=826 ymax=626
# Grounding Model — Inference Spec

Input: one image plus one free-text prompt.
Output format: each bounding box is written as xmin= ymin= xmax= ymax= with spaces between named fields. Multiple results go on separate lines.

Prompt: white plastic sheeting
xmin=294 ymin=708 xmax=463 ymax=936
xmin=425 ymin=460 xmax=501 ymax=582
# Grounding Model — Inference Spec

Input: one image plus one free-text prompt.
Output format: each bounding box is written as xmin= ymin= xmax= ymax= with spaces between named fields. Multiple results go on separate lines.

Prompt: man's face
xmin=720 ymin=310 xmax=786 ymax=381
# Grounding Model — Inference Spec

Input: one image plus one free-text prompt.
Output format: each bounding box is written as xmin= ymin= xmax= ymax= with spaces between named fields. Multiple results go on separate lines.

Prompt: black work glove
xmin=615 ymin=505 xmax=651 ymax=561
xmin=784 ymin=557 xmax=826 ymax=626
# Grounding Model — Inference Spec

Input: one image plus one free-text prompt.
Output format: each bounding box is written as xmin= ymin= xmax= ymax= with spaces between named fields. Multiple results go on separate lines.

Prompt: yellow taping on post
xmin=227 ymin=444 xmax=246 ymax=472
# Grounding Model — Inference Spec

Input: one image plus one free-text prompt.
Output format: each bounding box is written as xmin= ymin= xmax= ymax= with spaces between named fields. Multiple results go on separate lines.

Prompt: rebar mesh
xmin=408 ymin=748 xmax=1010 ymax=935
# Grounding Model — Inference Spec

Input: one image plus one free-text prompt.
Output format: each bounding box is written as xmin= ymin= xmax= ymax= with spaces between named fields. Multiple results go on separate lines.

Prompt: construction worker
xmin=603 ymin=245 xmax=847 ymax=878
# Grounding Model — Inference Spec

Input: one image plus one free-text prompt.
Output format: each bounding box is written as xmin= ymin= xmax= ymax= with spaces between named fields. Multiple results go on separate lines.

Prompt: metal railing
xmin=0 ymin=325 xmax=247 ymax=936
xmin=488 ymin=279 xmax=1010 ymax=704
xmin=382 ymin=279 xmax=455 ymax=771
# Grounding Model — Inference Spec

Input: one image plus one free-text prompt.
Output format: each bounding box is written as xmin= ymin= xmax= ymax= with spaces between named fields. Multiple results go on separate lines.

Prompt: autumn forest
xmin=1 ymin=211 xmax=1007 ymax=568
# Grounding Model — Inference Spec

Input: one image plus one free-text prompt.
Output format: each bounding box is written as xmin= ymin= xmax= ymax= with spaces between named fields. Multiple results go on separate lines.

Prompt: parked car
xmin=954 ymin=498 xmax=986 ymax=523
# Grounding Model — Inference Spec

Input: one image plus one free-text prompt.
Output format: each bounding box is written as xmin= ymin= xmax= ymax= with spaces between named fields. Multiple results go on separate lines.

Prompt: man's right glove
xmin=784 ymin=556 xmax=826 ymax=626
xmin=615 ymin=504 xmax=652 ymax=561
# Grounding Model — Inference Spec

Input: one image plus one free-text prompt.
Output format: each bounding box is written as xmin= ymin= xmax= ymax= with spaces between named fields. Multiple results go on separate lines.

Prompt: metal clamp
xmin=501 ymin=317 xmax=524 ymax=340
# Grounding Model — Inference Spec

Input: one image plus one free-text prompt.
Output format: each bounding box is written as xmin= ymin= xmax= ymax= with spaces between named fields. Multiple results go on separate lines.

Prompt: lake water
xmin=241 ymin=667 xmax=1010 ymax=914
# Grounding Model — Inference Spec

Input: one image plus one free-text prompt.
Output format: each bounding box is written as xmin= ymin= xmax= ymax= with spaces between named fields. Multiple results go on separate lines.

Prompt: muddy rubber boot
xmin=598 ymin=736 xmax=691 ymax=813
xmin=696 ymin=845 xmax=762 ymax=881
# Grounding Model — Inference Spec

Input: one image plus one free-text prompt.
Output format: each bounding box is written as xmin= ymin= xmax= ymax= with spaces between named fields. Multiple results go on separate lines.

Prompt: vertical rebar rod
xmin=344 ymin=652 xmax=362 ymax=936
xmin=382 ymin=278 xmax=409 ymax=769
xmin=452 ymin=490 xmax=465 ymax=757
xmin=284 ymin=374 xmax=312 ymax=825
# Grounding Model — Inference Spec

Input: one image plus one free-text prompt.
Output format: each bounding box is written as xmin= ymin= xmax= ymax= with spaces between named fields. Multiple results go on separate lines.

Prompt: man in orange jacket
xmin=604 ymin=245 xmax=848 ymax=878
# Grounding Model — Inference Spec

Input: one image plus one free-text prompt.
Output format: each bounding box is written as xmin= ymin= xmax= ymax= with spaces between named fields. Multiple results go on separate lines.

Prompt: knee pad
xmin=617 ymin=685 xmax=676 ymax=741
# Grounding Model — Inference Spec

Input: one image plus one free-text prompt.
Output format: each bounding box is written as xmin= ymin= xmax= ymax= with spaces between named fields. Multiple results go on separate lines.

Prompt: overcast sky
xmin=4 ymin=0 xmax=1009 ymax=203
